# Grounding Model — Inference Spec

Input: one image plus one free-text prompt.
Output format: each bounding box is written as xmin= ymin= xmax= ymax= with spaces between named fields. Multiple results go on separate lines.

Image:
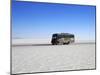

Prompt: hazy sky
xmin=12 ymin=0 xmax=96 ymax=40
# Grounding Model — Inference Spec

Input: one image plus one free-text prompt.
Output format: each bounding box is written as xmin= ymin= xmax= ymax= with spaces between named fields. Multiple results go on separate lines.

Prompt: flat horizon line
xmin=12 ymin=42 xmax=95 ymax=47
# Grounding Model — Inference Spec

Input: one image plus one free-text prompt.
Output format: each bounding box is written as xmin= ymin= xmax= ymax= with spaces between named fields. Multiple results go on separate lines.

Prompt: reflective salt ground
xmin=12 ymin=42 xmax=95 ymax=74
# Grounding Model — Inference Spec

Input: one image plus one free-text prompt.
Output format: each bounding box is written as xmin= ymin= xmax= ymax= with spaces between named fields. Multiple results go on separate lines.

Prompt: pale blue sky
xmin=12 ymin=1 xmax=96 ymax=40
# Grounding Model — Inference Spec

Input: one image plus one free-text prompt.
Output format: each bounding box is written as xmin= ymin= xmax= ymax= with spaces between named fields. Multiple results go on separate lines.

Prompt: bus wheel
xmin=63 ymin=43 xmax=66 ymax=45
xmin=67 ymin=41 xmax=70 ymax=44
xmin=52 ymin=43 xmax=54 ymax=45
xmin=52 ymin=43 xmax=57 ymax=45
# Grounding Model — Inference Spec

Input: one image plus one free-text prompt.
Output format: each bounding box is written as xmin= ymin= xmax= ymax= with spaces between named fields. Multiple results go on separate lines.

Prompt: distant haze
xmin=12 ymin=1 xmax=96 ymax=41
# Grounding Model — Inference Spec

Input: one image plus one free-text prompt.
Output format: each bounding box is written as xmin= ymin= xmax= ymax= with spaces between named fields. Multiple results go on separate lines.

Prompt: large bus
xmin=51 ymin=33 xmax=75 ymax=45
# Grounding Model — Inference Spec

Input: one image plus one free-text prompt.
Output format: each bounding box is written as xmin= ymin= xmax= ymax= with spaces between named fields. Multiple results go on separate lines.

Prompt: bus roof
xmin=53 ymin=33 xmax=74 ymax=36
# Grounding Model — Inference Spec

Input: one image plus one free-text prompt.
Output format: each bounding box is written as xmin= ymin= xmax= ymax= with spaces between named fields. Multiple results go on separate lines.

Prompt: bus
xmin=51 ymin=33 xmax=75 ymax=45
